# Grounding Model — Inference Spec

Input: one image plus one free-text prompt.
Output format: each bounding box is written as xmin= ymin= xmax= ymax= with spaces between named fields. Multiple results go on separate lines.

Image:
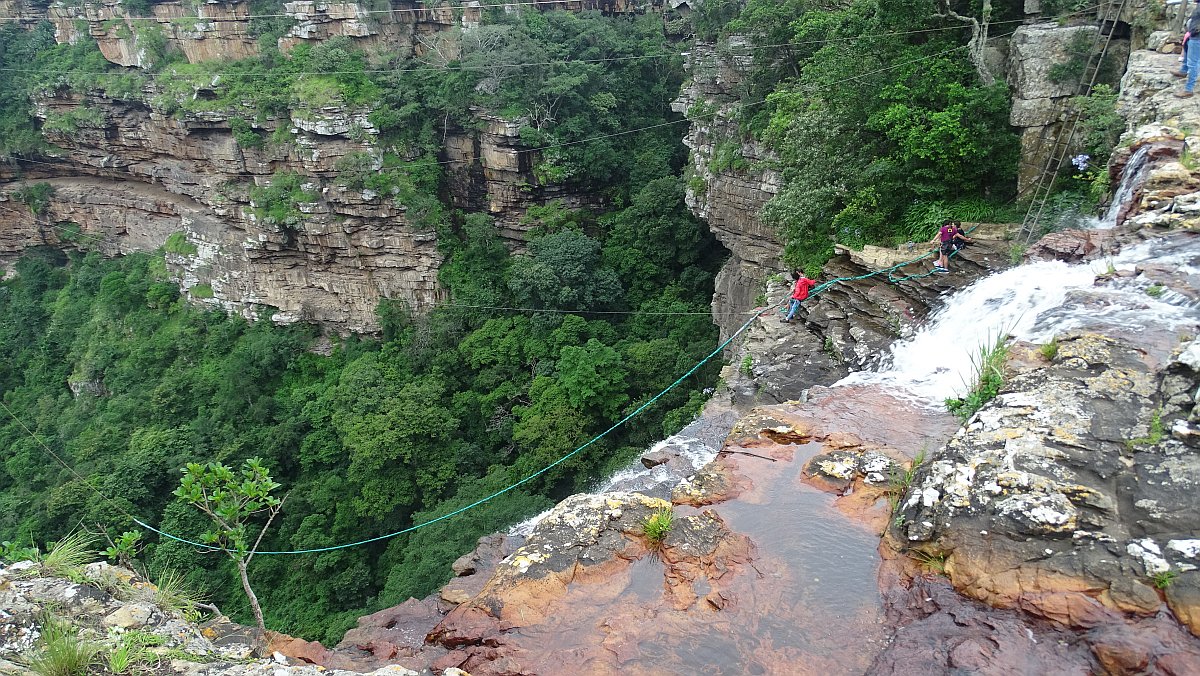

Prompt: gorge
xmin=1 ymin=0 xmax=1199 ymax=675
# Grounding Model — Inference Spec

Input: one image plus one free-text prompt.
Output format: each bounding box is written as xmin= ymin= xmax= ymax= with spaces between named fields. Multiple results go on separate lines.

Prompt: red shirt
xmin=791 ymin=277 xmax=816 ymax=301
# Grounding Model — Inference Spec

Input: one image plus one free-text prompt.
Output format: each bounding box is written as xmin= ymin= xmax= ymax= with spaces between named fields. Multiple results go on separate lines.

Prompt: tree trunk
xmin=937 ymin=0 xmax=995 ymax=86
xmin=237 ymin=558 xmax=267 ymax=638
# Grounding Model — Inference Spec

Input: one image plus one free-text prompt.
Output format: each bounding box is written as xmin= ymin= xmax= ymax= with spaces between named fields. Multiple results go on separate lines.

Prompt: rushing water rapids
xmin=840 ymin=236 xmax=1200 ymax=404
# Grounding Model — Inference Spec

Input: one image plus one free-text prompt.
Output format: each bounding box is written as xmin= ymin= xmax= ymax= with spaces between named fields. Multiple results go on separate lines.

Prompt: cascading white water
xmin=1093 ymin=145 xmax=1154 ymax=229
xmin=838 ymin=236 xmax=1200 ymax=404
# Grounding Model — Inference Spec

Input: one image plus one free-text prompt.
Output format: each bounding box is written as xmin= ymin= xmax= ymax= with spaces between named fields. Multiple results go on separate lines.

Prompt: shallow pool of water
xmin=505 ymin=440 xmax=890 ymax=675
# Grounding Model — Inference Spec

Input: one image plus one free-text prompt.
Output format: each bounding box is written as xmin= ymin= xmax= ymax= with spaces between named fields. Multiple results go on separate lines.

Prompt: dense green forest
xmin=691 ymin=0 xmax=1024 ymax=273
xmin=0 ymin=194 xmax=721 ymax=642
xmin=0 ymin=0 xmax=1115 ymax=644
xmin=0 ymin=5 xmax=719 ymax=642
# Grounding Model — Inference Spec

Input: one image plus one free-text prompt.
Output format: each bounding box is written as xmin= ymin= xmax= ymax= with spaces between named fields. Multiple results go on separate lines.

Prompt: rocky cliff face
xmin=723 ymin=224 xmax=1012 ymax=406
xmin=0 ymin=0 xmax=670 ymax=333
xmin=1 ymin=81 xmax=443 ymax=332
xmin=671 ymin=38 xmax=782 ymax=341
xmin=670 ymin=35 xmax=1020 ymax=395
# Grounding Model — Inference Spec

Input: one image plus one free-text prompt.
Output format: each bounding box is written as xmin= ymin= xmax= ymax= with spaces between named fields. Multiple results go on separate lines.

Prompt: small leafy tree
xmin=173 ymin=458 xmax=283 ymax=637
xmin=102 ymin=529 xmax=143 ymax=570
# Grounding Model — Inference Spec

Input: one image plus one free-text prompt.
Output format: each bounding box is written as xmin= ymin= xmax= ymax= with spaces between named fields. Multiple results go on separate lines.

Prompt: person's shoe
xmin=1174 ymin=70 xmax=1188 ymax=78
xmin=1176 ymin=90 xmax=1195 ymax=98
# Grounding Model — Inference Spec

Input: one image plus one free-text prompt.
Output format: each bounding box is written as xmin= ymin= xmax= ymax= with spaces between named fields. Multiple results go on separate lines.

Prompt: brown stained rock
xmin=1091 ymin=636 xmax=1151 ymax=674
xmin=658 ymin=511 xmax=755 ymax=611
xmin=428 ymin=492 xmax=670 ymax=647
xmin=872 ymin=574 xmax=1097 ymax=675
xmin=640 ymin=449 xmax=675 ymax=468
xmin=427 ymin=605 xmax=504 ymax=649
xmin=1017 ymin=592 xmax=1121 ymax=629
xmin=671 ymin=458 xmax=752 ymax=507
xmin=1159 ymin=651 xmax=1200 ymax=675
xmin=423 ymin=492 xmax=766 ymax=675
xmin=431 ymin=649 xmax=471 ymax=672
xmin=1103 ymin=576 xmax=1165 ymax=615
xmin=889 ymin=321 xmax=1200 ymax=654
xmin=803 ymin=448 xmax=902 ymax=491
xmin=450 ymin=534 xmax=518 ymax=578
xmin=268 ymin=635 xmax=332 ymax=665
xmin=333 ymin=597 xmax=449 ymax=669
xmin=1165 ymin=572 xmax=1200 ymax=638
xmin=1025 ymin=229 xmax=1118 ymax=263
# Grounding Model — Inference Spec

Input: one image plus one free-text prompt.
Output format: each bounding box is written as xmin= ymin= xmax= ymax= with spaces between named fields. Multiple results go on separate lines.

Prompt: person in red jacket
xmin=783 ymin=271 xmax=816 ymax=323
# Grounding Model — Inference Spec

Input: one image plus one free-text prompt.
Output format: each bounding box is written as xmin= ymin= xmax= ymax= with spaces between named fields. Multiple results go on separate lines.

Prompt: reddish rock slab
xmin=1026 ymin=229 xmax=1118 ymax=263
xmin=331 ymin=597 xmax=451 ymax=670
xmin=268 ymin=635 xmax=331 ymax=665
xmin=872 ymin=573 xmax=1097 ymax=675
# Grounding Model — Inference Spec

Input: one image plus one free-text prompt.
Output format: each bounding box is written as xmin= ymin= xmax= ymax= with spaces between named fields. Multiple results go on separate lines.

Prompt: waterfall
xmin=838 ymin=236 xmax=1200 ymax=404
xmin=1091 ymin=145 xmax=1153 ymax=229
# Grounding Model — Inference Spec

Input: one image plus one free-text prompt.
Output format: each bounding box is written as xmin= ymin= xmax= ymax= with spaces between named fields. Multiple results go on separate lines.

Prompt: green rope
xmin=134 ymin=300 xmax=774 ymax=554
xmin=136 ymin=226 xmax=981 ymax=555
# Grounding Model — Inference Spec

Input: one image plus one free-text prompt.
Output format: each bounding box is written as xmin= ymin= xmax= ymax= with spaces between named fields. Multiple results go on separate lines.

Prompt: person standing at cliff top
xmin=930 ymin=220 xmax=956 ymax=272
xmin=782 ymin=271 xmax=816 ymax=323
xmin=1177 ymin=4 xmax=1200 ymax=98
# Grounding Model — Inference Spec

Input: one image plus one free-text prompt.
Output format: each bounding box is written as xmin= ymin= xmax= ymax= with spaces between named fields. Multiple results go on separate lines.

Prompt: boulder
xmin=890 ymin=327 xmax=1200 ymax=637
xmin=640 ymin=449 xmax=675 ymax=468
xmin=102 ymin=602 xmax=159 ymax=630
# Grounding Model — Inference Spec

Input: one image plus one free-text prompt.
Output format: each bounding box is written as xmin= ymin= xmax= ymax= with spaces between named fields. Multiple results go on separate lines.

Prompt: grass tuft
xmin=1039 ymin=336 xmax=1059 ymax=361
xmin=28 ymin=617 xmax=100 ymax=676
xmin=106 ymin=643 xmax=134 ymax=675
xmin=907 ymin=549 xmax=948 ymax=575
xmin=39 ymin=531 xmax=95 ymax=578
xmin=150 ymin=568 xmax=207 ymax=620
xmin=739 ymin=355 xmax=753 ymax=376
xmin=945 ymin=332 xmax=1010 ymax=422
xmin=887 ymin=449 xmax=926 ymax=519
xmin=1126 ymin=407 xmax=1165 ymax=449
xmin=641 ymin=507 xmax=674 ymax=545
xmin=1151 ymin=569 xmax=1179 ymax=589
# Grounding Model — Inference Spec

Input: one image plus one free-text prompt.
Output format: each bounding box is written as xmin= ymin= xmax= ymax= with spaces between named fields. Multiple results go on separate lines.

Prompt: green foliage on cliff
xmin=0 ymin=20 xmax=145 ymax=159
xmin=692 ymin=0 xmax=1020 ymax=272
xmin=0 ymin=174 xmax=721 ymax=643
xmin=12 ymin=182 xmax=56 ymax=215
xmin=249 ymin=172 xmax=319 ymax=228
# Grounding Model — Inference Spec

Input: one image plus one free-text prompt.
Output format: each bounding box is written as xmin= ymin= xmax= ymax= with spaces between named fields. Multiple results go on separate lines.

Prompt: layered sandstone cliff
xmin=0 ymin=0 xmax=667 ymax=333
xmin=671 ymin=38 xmax=782 ymax=341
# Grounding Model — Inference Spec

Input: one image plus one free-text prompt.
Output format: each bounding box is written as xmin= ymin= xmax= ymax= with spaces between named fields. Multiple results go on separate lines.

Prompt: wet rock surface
xmin=421 ymin=492 xmax=756 ymax=674
xmin=870 ymin=567 xmax=1200 ymax=675
xmin=722 ymin=235 xmax=1013 ymax=408
xmin=892 ymin=328 xmax=1200 ymax=638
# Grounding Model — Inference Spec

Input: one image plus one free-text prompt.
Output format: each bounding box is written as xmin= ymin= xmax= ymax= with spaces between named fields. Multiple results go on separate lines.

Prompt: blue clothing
xmin=1188 ymin=41 xmax=1200 ymax=92
xmin=785 ymin=299 xmax=802 ymax=321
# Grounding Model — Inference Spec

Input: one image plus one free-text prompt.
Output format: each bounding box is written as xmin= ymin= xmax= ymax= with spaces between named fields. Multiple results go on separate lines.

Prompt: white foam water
xmin=838 ymin=237 xmax=1200 ymax=404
